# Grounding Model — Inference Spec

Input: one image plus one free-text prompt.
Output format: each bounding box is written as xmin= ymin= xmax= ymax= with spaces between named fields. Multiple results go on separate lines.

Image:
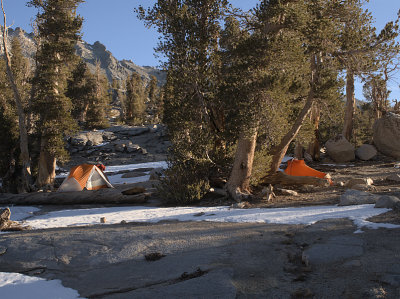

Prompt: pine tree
xmin=137 ymin=0 xmax=228 ymax=203
xmin=85 ymin=61 xmax=110 ymax=129
xmin=337 ymin=1 xmax=399 ymax=142
xmin=124 ymin=72 xmax=145 ymax=125
xmin=146 ymin=75 xmax=162 ymax=123
xmin=28 ymin=0 xmax=83 ymax=188
xmin=67 ymin=60 xmax=92 ymax=123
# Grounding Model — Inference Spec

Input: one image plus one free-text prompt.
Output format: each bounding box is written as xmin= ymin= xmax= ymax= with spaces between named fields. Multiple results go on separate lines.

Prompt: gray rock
xmin=149 ymin=168 xmax=164 ymax=180
xmin=126 ymin=144 xmax=141 ymax=153
xmin=373 ymin=112 xmax=400 ymax=159
xmin=345 ymin=178 xmax=373 ymax=188
xmin=302 ymin=236 xmax=363 ymax=265
xmin=374 ymin=195 xmax=400 ymax=209
xmin=386 ymin=173 xmax=400 ymax=182
xmin=140 ymin=148 xmax=148 ymax=155
xmin=121 ymin=172 xmax=147 ymax=179
xmin=123 ymin=127 xmax=150 ymax=136
xmin=325 ymin=134 xmax=355 ymax=163
xmin=70 ymin=132 xmax=104 ymax=146
xmin=380 ymin=274 xmax=400 ymax=287
xmin=355 ymin=144 xmax=377 ymax=161
xmin=115 ymin=144 xmax=126 ymax=153
xmin=102 ymin=131 xmax=117 ymax=141
xmin=339 ymin=189 xmax=377 ymax=206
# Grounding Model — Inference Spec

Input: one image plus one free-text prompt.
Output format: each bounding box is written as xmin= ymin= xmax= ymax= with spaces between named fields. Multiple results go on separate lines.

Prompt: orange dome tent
xmin=284 ymin=159 xmax=332 ymax=185
xmin=58 ymin=164 xmax=113 ymax=192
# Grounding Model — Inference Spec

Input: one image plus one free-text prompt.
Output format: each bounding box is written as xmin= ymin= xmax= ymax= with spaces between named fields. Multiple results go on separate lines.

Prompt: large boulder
xmin=375 ymin=195 xmax=400 ymax=209
xmin=373 ymin=112 xmax=400 ymax=159
xmin=325 ymin=135 xmax=355 ymax=163
xmin=338 ymin=189 xmax=377 ymax=206
xmin=70 ymin=131 xmax=104 ymax=146
xmin=355 ymin=144 xmax=377 ymax=161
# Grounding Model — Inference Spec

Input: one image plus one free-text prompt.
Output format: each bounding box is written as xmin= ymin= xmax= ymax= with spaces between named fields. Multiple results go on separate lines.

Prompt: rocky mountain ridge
xmin=1 ymin=26 xmax=165 ymax=85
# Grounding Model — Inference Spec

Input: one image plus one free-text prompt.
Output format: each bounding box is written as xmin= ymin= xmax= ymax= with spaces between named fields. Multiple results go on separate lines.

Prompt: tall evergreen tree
xmin=138 ymin=0 xmax=228 ymax=203
xmin=124 ymin=72 xmax=146 ymax=125
xmin=86 ymin=61 xmax=110 ymax=129
xmin=28 ymin=0 xmax=83 ymax=188
xmin=146 ymin=75 xmax=162 ymax=123
xmin=67 ymin=60 xmax=92 ymax=122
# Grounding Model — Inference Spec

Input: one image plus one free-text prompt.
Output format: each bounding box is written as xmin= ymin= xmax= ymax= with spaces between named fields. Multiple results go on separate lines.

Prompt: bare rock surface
xmin=356 ymin=144 xmax=378 ymax=161
xmin=325 ymin=134 xmax=355 ymax=163
xmin=0 ymin=220 xmax=400 ymax=298
xmin=64 ymin=124 xmax=168 ymax=168
xmin=373 ymin=112 xmax=400 ymax=159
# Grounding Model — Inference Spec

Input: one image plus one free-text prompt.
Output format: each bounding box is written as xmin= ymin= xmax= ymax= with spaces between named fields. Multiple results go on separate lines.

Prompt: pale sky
xmin=3 ymin=0 xmax=400 ymax=100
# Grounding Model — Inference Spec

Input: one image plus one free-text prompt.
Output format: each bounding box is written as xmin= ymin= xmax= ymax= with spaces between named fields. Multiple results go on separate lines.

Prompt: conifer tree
xmin=336 ymin=1 xmax=399 ymax=141
xmin=124 ymin=72 xmax=145 ymax=125
xmin=85 ymin=61 xmax=110 ymax=129
xmin=146 ymin=75 xmax=162 ymax=123
xmin=28 ymin=0 xmax=83 ymax=188
xmin=138 ymin=0 xmax=228 ymax=203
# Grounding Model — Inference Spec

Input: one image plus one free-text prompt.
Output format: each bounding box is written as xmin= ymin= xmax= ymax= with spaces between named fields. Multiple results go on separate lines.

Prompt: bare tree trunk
xmin=294 ymin=141 xmax=304 ymax=159
xmin=1 ymin=1 xmax=32 ymax=192
xmin=342 ymin=71 xmax=355 ymax=141
xmin=307 ymin=103 xmax=321 ymax=160
xmin=36 ymin=138 xmax=56 ymax=188
xmin=267 ymin=55 xmax=318 ymax=174
xmin=226 ymin=128 xmax=258 ymax=201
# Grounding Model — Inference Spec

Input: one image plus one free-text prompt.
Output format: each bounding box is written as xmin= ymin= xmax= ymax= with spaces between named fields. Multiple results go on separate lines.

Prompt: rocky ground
xmin=63 ymin=124 xmax=169 ymax=169
xmin=0 ymin=218 xmax=399 ymax=298
xmin=1 ymin=125 xmax=400 ymax=298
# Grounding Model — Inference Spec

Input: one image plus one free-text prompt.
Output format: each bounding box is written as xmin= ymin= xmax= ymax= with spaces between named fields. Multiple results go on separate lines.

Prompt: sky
xmin=2 ymin=0 xmax=400 ymax=100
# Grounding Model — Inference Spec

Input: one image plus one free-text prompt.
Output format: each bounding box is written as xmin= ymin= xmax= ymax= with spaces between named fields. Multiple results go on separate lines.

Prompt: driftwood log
xmin=0 ymin=188 xmax=150 ymax=206
xmin=0 ymin=208 xmax=27 ymax=231
xmin=261 ymin=171 xmax=330 ymax=187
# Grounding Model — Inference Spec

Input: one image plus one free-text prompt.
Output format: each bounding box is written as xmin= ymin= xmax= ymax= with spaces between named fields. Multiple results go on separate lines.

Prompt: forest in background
xmin=1 ymin=0 xmax=400 ymax=202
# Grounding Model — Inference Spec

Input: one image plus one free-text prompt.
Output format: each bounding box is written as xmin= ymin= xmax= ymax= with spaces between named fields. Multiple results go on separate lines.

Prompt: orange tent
xmin=284 ymin=159 xmax=332 ymax=184
xmin=58 ymin=164 xmax=113 ymax=192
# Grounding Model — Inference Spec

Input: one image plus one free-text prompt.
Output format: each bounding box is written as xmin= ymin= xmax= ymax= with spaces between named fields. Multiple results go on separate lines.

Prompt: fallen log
xmin=261 ymin=171 xmax=329 ymax=187
xmin=0 ymin=188 xmax=150 ymax=205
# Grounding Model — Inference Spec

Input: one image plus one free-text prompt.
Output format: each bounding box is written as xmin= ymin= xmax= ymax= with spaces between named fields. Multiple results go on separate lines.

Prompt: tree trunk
xmin=0 ymin=189 xmax=149 ymax=205
xmin=307 ymin=103 xmax=321 ymax=160
xmin=226 ymin=128 xmax=258 ymax=201
xmin=1 ymin=2 xmax=32 ymax=192
xmin=342 ymin=71 xmax=355 ymax=141
xmin=36 ymin=139 xmax=56 ymax=188
xmin=267 ymin=55 xmax=318 ymax=174
xmin=294 ymin=141 xmax=304 ymax=159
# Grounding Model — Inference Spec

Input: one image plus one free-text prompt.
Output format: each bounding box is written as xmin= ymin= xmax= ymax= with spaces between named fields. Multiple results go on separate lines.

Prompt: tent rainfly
xmin=58 ymin=164 xmax=113 ymax=192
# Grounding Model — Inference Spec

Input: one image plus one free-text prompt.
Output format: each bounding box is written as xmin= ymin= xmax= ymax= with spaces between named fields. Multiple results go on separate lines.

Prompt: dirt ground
xmin=196 ymin=155 xmax=400 ymax=225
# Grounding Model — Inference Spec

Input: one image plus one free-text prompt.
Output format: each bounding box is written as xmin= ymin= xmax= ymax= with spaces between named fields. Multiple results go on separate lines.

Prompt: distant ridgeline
xmin=0 ymin=26 xmax=166 ymax=85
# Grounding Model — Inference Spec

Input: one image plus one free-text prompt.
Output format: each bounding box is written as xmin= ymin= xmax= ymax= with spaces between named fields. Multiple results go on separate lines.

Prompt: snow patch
xmin=20 ymin=204 xmax=399 ymax=232
xmin=0 ymin=272 xmax=84 ymax=299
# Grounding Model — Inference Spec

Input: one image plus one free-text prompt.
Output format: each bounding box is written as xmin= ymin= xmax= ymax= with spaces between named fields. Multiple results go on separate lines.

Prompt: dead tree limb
xmin=0 ymin=189 xmax=150 ymax=205
xmin=1 ymin=0 xmax=32 ymax=192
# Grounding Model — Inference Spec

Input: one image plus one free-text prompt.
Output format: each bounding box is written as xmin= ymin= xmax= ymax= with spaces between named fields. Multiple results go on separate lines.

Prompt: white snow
xmin=0 ymin=272 xmax=84 ymax=299
xmin=55 ymin=161 xmax=168 ymax=180
xmin=20 ymin=204 xmax=399 ymax=231
xmin=9 ymin=206 xmax=40 ymax=221
xmin=105 ymin=161 xmax=167 ymax=173
xmin=108 ymin=174 xmax=150 ymax=185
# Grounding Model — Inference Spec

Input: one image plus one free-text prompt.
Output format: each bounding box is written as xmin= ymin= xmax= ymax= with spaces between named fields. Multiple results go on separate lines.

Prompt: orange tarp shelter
xmin=58 ymin=164 xmax=113 ymax=192
xmin=284 ymin=159 xmax=332 ymax=184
